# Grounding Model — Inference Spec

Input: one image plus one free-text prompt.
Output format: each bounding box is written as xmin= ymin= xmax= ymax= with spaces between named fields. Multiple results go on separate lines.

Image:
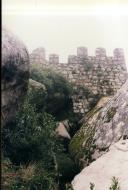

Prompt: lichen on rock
xmin=69 ymin=80 xmax=128 ymax=166
xmin=69 ymin=97 xmax=110 ymax=167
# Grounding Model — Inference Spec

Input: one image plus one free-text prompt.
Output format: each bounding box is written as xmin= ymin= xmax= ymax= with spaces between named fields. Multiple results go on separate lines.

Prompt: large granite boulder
xmin=2 ymin=28 xmax=29 ymax=126
xmin=69 ymin=80 xmax=128 ymax=166
xmin=72 ymin=139 xmax=128 ymax=190
xmin=94 ymin=80 xmax=128 ymax=148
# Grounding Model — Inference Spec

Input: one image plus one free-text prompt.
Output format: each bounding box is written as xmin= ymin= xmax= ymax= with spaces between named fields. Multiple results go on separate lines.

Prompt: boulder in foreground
xmin=72 ymin=139 xmax=128 ymax=190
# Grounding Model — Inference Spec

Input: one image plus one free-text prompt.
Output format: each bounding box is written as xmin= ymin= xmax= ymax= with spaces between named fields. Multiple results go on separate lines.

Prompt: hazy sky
xmin=2 ymin=0 xmax=128 ymax=66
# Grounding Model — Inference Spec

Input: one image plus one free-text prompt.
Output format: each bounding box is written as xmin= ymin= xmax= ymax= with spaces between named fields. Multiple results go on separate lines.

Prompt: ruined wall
xmin=30 ymin=47 xmax=128 ymax=114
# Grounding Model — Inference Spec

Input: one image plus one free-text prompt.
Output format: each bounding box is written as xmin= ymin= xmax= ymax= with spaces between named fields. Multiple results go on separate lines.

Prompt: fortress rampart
xmin=30 ymin=47 xmax=128 ymax=114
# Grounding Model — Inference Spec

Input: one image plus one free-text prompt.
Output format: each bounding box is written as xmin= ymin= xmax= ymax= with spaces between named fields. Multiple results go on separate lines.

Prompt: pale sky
xmin=2 ymin=0 xmax=128 ymax=66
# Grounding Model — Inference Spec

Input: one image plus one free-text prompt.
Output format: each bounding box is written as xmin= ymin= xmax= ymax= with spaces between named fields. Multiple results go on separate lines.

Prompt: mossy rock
xmin=69 ymin=97 xmax=110 ymax=167
xmin=69 ymin=79 xmax=128 ymax=169
xmin=105 ymin=107 xmax=117 ymax=122
xmin=69 ymin=124 xmax=96 ymax=167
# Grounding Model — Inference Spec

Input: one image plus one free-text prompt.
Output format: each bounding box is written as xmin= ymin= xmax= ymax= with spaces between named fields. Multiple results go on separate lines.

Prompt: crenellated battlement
xmin=30 ymin=47 xmax=128 ymax=114
xmin=46 ymin=47 xmax=125 ymax=64
xmin=30 ymin=47 xmax=126 ymax=65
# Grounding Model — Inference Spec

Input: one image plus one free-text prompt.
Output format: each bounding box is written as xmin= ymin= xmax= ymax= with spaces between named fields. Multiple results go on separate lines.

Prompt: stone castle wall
xmin=30 ymin=47 xmax=128 ymax=114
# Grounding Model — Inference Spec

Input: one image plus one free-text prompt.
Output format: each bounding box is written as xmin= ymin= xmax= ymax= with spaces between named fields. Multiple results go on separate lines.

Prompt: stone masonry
xmin=30 ymin=47 xmax=47 ymax=65
xmin=30 ymin=47 xmax=128 ymax=114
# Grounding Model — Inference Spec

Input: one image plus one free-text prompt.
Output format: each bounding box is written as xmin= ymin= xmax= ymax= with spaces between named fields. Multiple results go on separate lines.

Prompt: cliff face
xmin=2 ymin=28 xmax=29 ymax=126
xmin=69 ymin=80 xmax=128 ymax=166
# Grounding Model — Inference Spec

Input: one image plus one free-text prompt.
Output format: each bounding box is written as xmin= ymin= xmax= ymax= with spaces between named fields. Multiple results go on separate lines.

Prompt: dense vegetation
xmin=2 ymin=66 xmax=79 ymax=190
xmin=2 ymin=65 xmax=122 ymax=190
xmin=30 ymin=65 xmax=73 ymax=120
xmin=29 ymin=65 xmax=81 ymax=135
xmin=2 ymin=100 xmax=64 ymax=189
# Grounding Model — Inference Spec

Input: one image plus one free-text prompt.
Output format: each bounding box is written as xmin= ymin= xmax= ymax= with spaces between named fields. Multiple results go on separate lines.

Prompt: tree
xmin=30 ymin=66 xmax=73 ymax=120
xmin=2 ymin=97 xmax=64 ymax=189
xmin=2 ymin=97 xmax=63 ymax=166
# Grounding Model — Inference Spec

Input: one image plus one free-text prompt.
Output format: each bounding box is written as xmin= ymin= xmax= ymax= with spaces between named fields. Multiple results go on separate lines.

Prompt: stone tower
xmin=30 ymin=47 xmax=46 ymax=65
xmin=49 ymin=54 xmax=59 ymax=64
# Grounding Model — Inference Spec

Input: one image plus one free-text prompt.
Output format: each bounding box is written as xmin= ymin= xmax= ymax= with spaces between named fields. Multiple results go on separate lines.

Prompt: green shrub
xmin=90 ymin=183 xmax=95 ymax=190
xmin=89 ymin=177 xmax=120 ymax=190
xmin=23 ymin=163 xmax=55 ymax=190
xmin=106 ymin=107 xmax=117 ymax=123
xmin=30 ymin=66 xmax=73 ymax=120
xmin=28 ymin=80 xmax=47 ymax=113
xmin=2 ymin=98 xmax=62 ymax=165
xmin=56 ymin=153 xmax=80 ymax=183
xmin=109 ymin=177 xmax=120 ymax=190
xmin=2 ymin=159 xmax=56 ymax=190
xmin=2 ymin=98 xmax=65 ymax=189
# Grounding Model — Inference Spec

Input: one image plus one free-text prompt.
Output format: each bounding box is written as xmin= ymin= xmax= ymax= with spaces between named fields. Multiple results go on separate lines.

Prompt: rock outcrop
xmin=94 ymin=80 xmax=128 ymax=149
xmin=72 ymin=140 xmax=128 ymax=190
xmin=69 ymin=97 xmax=111 ymax=166
xmin=69 ymin=80 xmax=128 ymax=166
xmin=56 ymin=122 xmax=71 ymax=139
xmin=2 ymin=27 xmax=29 ymax=126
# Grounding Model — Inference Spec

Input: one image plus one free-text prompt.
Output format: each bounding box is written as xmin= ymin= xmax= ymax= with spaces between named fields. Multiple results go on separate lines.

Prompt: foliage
xmin=2 ymin=65 xmax=80 ymax=189
xmin=2 ymin=98 xmax=63 ymax=165
xmin=30 ymin=66 xmax=72 ymax=95
xmin=106 ymin=107 xmax=117 ymax=123
xmin=2 ymin=97 xmax=65 ymax=189
xmin=30 ymin=66 xmax=73 ymax=120
xmin=89 ymin=177 xmax=120 ymax=190
xmin=2 ymin=159 xmax=56 ymax=190
xmin=109 ymin=177 xmax=120 ymax=190
xmin=69 ymin=124 xmax=96 ymax=168
xmin=90 ymin=183 xmax=95 ymax=190
xmin=56 ymin=153 xmax=80 ymax=183
xmin=28 ymin=80 xmax=47 ymax=113
xmin=21 ymin=163 xmax=55 ymax=190
xmin=1 ymin=158 xmax=22 ymax=190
